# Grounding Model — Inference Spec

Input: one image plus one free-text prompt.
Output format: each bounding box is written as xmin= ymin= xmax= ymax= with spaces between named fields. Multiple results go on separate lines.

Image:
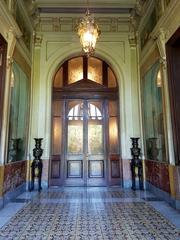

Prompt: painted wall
xmin=138 ymin=0 xmax=180 ymax=206
xmin=0 ymin=0 xmax=32 ymax=204
xmin=29 ymin=14 xmax=141 ymax=187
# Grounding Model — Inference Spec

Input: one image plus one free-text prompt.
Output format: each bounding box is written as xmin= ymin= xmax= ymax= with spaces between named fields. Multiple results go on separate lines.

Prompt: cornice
xmin=35 ymin=0 xmax=136 ymax=9
xmin=0 ymin=1 xmax=22 ymax=38
xmin=138 ymin=0 xmax=154 ymax=33
xmin=150 ymin=0 xmax=180 ymax=42
xmin=35 ymin=15 xmax=131 ymax=33
xmin=18 ymin=0 xmax=34 ymax=33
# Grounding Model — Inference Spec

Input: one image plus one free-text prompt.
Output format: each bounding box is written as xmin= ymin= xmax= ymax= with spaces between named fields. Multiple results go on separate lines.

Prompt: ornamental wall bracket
xmin=6 ymin=56 xmax=14 ymax=69
xmin=128 ymin=33 xmax=137 ymax=48
xmin=33 ymin=32 xmax=43 ymax=47
xmin=159 ymin=56 xmax=167 ymax=70
xmin=156 ymin=28 xmax=167 ymax=60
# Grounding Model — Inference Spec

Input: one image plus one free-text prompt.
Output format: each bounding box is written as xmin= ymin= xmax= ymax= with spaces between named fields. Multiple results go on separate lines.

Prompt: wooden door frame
xmin=50 ymin=56 xmax=122 ymax=186
xmin=166 ymin=27 xmax=180 ymax=165
xmin=0 ymin=34 xmax=7 ymax=139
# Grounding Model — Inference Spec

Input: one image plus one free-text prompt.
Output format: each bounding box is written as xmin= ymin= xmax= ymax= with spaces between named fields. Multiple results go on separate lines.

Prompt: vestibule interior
xmin=0 ymin=0 xmax=180 ymax=210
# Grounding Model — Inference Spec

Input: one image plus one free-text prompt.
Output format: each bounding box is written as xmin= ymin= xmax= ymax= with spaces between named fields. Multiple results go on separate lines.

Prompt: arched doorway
xmin=50 ymin=56 xmax=121 ymax=186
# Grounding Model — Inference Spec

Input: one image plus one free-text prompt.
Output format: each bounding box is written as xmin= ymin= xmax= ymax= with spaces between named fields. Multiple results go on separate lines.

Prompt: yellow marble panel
xmin=169 ymin=165 xmax=175 ymax=197
xmin=0 ymin=166 xmax=4 ymax=197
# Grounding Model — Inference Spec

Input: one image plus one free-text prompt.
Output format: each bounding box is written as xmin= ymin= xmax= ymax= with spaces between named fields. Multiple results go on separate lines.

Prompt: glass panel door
xmin=64 ymin=100 xmax=106 ymax=186
xmin=65 ymin=100 xmax=84 ymax=186
xmin=87 ymin=101 xmax=105 ymax=185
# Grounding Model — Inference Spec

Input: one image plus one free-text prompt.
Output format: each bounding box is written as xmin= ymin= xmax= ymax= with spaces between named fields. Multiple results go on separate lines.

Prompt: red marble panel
xmin=42 ymin=159 xmax=49 ymax=181
xmin=145 ymin=160 xmax=170 ymax=193
xmin=3 ymin=161 xmax=27 ymax=194
xmin=122 ymin=159 xmax=131 ymax=181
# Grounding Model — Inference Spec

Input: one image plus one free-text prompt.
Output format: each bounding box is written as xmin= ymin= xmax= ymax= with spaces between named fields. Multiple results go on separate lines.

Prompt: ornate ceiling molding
xmin=34 ymin=16 xmax=131 ymax=33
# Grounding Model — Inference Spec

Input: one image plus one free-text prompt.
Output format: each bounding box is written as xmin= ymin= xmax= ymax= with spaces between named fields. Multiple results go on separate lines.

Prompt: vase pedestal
xmin=30 ymin=138 xmax=43 ymax=192
xmin=130 ymin=137 xmax=143 ymax=190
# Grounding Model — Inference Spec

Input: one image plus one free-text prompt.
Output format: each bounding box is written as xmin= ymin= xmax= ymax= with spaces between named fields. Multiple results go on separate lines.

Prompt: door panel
xmin=67 ymin=160 xmax=83 ymax=178
xmin=88 ymin=160 xmax=104 ymax=178
xmin=87 ymin=100 xmax=105 ymax=185
xmin=65 ymin=100 xmax=84 ymax=185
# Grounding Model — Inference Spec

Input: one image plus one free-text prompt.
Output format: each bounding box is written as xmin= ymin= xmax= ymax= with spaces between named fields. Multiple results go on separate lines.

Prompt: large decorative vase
xmin=130 ymin=137 xmax=143 ymax=190
xmin=9 ymin=138 xmax=21 ymax=162
xmin=30 ymin=138 xmax=43 ymax=192
xmin=147 ymin=137 xmax=159 ymax=160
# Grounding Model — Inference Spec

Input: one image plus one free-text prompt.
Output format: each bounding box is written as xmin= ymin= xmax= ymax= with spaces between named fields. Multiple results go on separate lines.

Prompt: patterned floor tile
xmin=0 ymin=188 xmax=180 ymax=240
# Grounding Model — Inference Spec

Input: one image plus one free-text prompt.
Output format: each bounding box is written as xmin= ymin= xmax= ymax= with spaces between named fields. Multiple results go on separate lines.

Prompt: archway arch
xmin=44 ymin=46 xmax=127 ymax=160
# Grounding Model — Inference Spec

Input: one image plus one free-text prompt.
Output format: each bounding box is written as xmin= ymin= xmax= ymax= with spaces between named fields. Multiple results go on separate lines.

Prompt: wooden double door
xmin=50 ymin=97 xmax=121 ymax=186
xmin=65 ymin=99 xmax=106 ymax=186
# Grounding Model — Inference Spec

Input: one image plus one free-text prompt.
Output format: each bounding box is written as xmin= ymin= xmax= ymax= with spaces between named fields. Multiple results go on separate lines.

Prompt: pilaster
xmin=155 ymin=28 xmax=175 ymax=165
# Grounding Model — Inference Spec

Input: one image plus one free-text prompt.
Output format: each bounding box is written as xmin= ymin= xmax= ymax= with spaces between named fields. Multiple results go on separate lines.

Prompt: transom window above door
xmin=53 ymin=56 xmax=117 ymax=88
xmin=68 ymin=103 xmax=102 ymax=121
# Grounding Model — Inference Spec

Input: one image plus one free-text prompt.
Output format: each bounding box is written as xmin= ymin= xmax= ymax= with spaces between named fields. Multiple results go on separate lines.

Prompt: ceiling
xmin=29 ymin=0 xmax=137 ymax=15
xmin=35 ymin=0 xmax=137 ymax=8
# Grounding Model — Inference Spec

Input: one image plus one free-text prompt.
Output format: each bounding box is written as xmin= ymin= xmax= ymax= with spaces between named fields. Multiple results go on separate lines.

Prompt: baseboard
xmin=26 ymin=180 xmax=48 ymax=191
xmin=3 ymin=183 xmax=26 ymax=205
xmin=145 ymin=181 xmax=180 ymax=210
xmin=0 ymin=197 xmax=3 ymax=209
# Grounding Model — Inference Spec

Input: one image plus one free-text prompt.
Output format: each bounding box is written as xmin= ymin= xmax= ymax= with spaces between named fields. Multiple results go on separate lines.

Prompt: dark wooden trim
xmin=103 ymin=61 xmax=108 ymax=86
xmin=83 ymin=56 xmax=87 ymax=79
xmin=53 ymin=79 xmax=118 ymax=100
xmin=0 ymin=34 xmax=7 ymax=138
xmin=63 ymin=61 xmax=68 ymax=86
xmin=53 ymin=90 xmax=118 ymax=100
xmin=166 ymin=27 xmax=180 ymax=165
xmin=51 ymin=155 xmax=61 ymax=179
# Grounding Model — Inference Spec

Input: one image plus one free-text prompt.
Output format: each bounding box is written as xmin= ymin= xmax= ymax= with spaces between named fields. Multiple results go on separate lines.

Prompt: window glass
xmin=53 ymin=67 xmax=63 ymax=88
xmin=88 ymin=57 xmax=102 ymax=84
xmin=7 ymin=62 xmax=30 ymax=162
xmin=142 ymin=61 xmax=166 ymax=161
xmin=108 ymin=67 xmax=117 ymax=88
xmin=68 ymin=57 xmax=83 ymax=84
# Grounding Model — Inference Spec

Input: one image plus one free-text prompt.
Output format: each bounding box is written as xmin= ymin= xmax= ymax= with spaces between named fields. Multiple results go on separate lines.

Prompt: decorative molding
xmin=0 ymin=1 xmax=22 ymax=38
xmin=17 ymin=0 xmax=34 ymax=33
xmin=138 ymin=0 xmax=154 ymax=33
xmin=149 ymin=0 xmax=180 ymax=43
xmin=35 ymin=16 xmax=131 ymax=33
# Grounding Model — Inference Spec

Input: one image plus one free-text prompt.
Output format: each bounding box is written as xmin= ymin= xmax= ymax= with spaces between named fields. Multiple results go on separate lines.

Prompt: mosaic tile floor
xmin=0 ymin=187 xmax=180 ymax=240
